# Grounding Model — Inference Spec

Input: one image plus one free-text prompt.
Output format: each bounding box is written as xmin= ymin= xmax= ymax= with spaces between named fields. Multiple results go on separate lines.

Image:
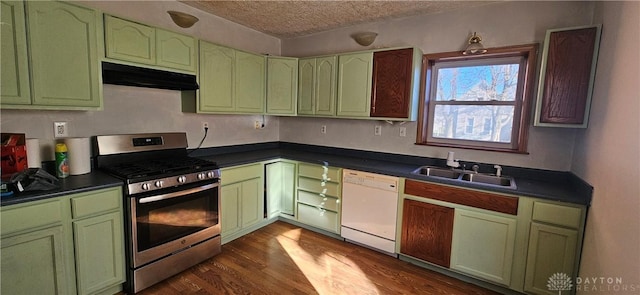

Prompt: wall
xmin=572 ymin=1 xmax=640 ymax=293
xmin=280 ymin=1 xmax=595 ymax=170
xmin=0 ymin=0 xmax=281 ymax=160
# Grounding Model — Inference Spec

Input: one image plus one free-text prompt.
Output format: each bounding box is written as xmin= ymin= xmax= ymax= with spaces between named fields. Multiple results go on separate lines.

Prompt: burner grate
xmin=103 ymin=157 xmax=217 ymax=179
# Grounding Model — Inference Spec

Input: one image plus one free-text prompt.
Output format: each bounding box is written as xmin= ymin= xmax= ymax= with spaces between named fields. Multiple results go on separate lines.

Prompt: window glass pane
xmin=435 ymin=63 xmax=520 ymax=101
xmin=432 ymin=105 xmax=514 ymax=143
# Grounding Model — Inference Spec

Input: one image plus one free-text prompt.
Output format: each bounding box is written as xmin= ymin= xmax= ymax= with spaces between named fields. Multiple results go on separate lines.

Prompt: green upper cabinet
xmin=105 ymin=15 xmax=155 ymax=65
xmin=156 ymin=28 xmax=197 ymax=72
xmin=267 ymin=56 xmax=298 ymax=115
xmin=337 ymin=52 xmax=373 ymax=118
xmin=198 ymin=41 xmax=265 ymax=114
xmin=27 ymin=1 xmax=102 ymax=108
xmin=105 ymin=15 xmax=196 ymax=73
xmin=235 ymin=50 xmax=265 ymax=113
xmin=1 ymin=0 xmax=31 ymax=105
xmin=199 ymin=41 xmax=235 ymax=112
xmin=297 ymin=56 xmax=337 ymax=116
xmin=298 ymin=58 xmax=315 ymax=115
xmin=4 ymin=1 xmax=103 ymax=110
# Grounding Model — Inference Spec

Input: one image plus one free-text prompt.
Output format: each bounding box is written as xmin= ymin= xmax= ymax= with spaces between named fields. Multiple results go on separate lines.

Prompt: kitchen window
xmin=416 ymin=44 xmax=538 ymax=153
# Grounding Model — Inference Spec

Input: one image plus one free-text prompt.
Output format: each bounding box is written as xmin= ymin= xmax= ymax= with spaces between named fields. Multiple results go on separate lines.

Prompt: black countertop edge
xmin=1 ymin=170 xmax=123 ymax=207
xmin=194 ymin=142 xmax=593 ymax=206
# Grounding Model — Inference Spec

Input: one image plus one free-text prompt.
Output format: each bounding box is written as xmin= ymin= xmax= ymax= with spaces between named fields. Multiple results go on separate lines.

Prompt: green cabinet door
xmin=199 ymin=41 xmax=235 ymax=112
xmin=337 ymin=52 xmax=373 ymax=117
xmin=221 ymin=183 xmax=242 ymax=237
xmin=27 ymin=1 xmax=101 ymax=108
xmin=524 ymin=222 xmax=578 ymax=295
xmin=1 ymin=226 xmax=70 ymax=295
xmin=266 ymin=161 xmax=296 ymax=218
xmin=267 ymin=57 xmax=298 ymax=115
xmin=235 ymin=51 xmax=266 ymax=113
xmin=315 ymin=56 xmax=337 ymax=116
xmin=105 ymin=15 xmax=155 ymax=65
xmin=297 ymin=58 xmax=316 ymax=115
xmin=156 ymin=28 xmax=196 ymax=72
xmin=73 ymin=212 xmax=125 ymax=295
xmin=240 ymin=178 xmax=264 ymax=228
xmin=450 ymin=209 xmax=517 ymax=286
xmin=1 ymin=0 xmax=31 ymax=105
xmin=298 ymin=56 xmax=337 ymax=116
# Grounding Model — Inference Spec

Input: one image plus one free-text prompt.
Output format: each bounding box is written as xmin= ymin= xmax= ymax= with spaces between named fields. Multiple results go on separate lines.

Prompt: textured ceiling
xmin=180 ymin=1 xmax=497 ymax=38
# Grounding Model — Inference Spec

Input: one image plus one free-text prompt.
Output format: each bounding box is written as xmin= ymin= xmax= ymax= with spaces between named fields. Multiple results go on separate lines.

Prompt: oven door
xmin=130 ymin=181 xmax=220 ymax=268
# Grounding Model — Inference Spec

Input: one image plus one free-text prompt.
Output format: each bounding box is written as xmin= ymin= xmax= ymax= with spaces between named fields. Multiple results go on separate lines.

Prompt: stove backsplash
xmin=0 ymin=84 xmax=279 ymax=161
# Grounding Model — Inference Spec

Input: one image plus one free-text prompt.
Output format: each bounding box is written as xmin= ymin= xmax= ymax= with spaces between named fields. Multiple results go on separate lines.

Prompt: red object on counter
xmin=1 ymin=133 xmax=28 ymax=179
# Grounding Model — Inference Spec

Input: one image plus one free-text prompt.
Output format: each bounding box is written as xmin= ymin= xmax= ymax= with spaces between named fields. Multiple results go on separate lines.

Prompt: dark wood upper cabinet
xmin=371 ymin=48 xmax=414 ymax=118
xmin=535 ymin=25 xmax=601 ymax=128
xmin=400 ymin=199 xmax=454 ymax=268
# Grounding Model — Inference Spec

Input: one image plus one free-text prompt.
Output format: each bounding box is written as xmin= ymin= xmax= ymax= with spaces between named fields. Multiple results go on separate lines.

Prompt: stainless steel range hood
xmin=102 ymin=62 xmax=199 ymax=91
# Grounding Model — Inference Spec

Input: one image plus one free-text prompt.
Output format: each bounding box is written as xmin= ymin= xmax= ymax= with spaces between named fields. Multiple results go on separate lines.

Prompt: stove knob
xmin=177 ymin=176 xmax=187 ymax=183
xmin=141 ymin=183 xmax=150 ymax=190
xmin=207 ymin=171 xmax=215 ymax=178
xmin=154 ymin=181 xmax=163 ymax=188
xmin=197 ymin=173 xmax=205 ymax=180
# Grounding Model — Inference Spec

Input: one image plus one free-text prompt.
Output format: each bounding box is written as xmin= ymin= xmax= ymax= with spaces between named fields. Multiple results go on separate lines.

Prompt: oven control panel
xmin=128 ymin=169 xmax=220 ymax=195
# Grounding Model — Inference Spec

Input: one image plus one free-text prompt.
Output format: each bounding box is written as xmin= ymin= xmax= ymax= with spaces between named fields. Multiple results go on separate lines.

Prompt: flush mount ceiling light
xmin=463 ymin=32 xmax=488 ymax=55
xmin=351 ymin=32 xmax=378 ymax=46
xmin=167 ymin=11 xmax=199 ymax=28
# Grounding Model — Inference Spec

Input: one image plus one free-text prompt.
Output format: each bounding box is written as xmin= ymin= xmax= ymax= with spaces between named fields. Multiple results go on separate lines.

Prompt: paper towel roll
xmin=65 ymin=137 xmax=91 ymax=175
xmin=26 ymin=138 xmax=41 ymax=168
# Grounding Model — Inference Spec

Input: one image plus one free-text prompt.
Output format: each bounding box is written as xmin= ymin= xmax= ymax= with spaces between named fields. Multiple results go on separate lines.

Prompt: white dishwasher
xmin=341 ymin=169 xmax=399 ymax=255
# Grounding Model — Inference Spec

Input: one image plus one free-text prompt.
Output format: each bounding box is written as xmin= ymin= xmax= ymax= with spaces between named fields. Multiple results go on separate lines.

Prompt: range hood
xmin=102 ymin=62 xmax=199 ymax=91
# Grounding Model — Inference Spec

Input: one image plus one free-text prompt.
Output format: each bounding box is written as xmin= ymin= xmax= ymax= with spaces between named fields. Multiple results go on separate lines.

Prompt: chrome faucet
xmin=494 ymin=165 xmax=503 ymax=177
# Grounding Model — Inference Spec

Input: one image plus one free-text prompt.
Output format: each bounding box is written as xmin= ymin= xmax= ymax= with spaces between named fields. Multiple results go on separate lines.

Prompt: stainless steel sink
xmin=413 ymin=166 xmax=462 ymax=179
xmin=412 ymin=165 xmax=517 ymax=189
xmin=461 ymin=173 xmax=516 ymax=188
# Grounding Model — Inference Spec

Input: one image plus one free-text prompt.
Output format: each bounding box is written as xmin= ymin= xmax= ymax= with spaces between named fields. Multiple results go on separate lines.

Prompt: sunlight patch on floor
xmin=277 ymin=229 xmax=379 ymax=294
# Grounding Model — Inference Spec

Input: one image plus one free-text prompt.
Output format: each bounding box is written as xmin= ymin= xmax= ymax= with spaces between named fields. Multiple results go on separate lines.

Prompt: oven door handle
xmin=138 ymin=183 xmax=219 ymax=204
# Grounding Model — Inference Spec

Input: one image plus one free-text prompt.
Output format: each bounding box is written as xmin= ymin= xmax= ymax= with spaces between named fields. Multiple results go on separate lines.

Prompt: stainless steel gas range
xmin=94 ymin=133 xmax=221 ymax=293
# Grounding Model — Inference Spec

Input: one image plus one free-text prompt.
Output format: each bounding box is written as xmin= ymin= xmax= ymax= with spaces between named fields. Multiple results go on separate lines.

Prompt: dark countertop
xmin=193 ymin=142 xmax=592 ymax=206
xmin=1 ymin=170 xmax=123 ymax=207
xmin=1 ymin=141 xmax=592 ymax=207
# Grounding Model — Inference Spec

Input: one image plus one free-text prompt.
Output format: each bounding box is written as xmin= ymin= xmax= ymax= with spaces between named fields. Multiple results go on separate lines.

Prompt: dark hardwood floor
xmin=139 ymin=221 xmax=499 ymax=294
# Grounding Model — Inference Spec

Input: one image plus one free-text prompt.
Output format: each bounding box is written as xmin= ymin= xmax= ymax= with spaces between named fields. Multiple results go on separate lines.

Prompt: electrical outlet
xmin=54 ymin=122 xmax=68 ymax=138
xmin=399 ymin=127 xmax=407 ymax=137
xmin=254 ymin=121 xmax=264 ymax=129
xmin=321 ymin=125 xmax=327 ymax=134
xmin=374 ymin=125 xmax=382 ymax=136
xmin=202 ymin=122 xmax=209 ymax=130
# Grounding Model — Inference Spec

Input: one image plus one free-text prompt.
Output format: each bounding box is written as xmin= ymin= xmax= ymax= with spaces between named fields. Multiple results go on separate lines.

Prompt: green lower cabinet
xmin=220 ymin=163 xmax=265 ymax=243
xmin=73 ymin=212 xmax=125 ymax=295
xmin=295 ymin=163 xmax=342 ymax=234
xmin=221 ymin=179 xmax=264 ymax=240
xmin=524 ymin=222 xmax=578 ymax=295
xmin=1 ymin=225 xmax=70 ymax=295
xmin=266 ymin=161 xmax=297 ymax=218
xmin=450 ymin=209 xmax=517 ymax=286
xmin=0 ymin=187 xmax=125 ymax=295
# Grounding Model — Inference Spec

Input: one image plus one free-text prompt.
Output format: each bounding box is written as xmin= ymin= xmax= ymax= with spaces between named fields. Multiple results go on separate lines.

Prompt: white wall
xmin=280 ymin=1 xmax=595 ymax=170
xmin=572 ymin=1 xmax=640 ymax=292
xmin=0 ymin=0 xmax=281 ymax=160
